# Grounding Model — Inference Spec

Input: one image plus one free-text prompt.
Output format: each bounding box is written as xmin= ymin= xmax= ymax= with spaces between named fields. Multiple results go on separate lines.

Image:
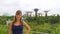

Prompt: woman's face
xmin=16 ymin=13 xmax=22 ymax=20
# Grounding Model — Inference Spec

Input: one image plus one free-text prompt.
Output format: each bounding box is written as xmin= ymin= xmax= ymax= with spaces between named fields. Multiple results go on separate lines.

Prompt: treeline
xmin=0 ymin=16 xmax=14 ymax=25
xmin=25 ymin=15 xmax=60 ymax=24
xmin=0 ymin=15 xmax=60 ymax=25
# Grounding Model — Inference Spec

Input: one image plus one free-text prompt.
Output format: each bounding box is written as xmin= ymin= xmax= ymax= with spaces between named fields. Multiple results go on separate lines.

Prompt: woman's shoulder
xmin=9 ymin=21 xmax=13 ymax=26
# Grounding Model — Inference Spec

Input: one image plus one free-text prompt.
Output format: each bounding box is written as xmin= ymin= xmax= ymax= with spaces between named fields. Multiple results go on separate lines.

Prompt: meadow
xmin=0 ymin=16 xmax=60 ymax=34
xmin=1 ymin=23 xmax=60 ymax=34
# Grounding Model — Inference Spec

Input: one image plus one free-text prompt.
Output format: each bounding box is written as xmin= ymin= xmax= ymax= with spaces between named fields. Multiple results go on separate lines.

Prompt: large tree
xmin=34 ymin=8 xmax=39 ymax=17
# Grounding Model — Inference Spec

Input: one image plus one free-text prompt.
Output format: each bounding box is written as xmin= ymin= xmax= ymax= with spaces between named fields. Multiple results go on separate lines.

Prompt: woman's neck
xmin=16 ymin=19 xmax=21 ymax=22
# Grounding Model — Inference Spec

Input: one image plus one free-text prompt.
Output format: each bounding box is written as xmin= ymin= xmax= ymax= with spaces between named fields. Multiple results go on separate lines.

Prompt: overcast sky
xmin=0 ymin=0 xmax=60 ymax=16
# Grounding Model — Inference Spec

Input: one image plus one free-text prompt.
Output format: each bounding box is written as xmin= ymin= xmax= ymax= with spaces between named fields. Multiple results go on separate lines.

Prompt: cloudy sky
xmin=0 ymin=0 xmax=60 ymax=16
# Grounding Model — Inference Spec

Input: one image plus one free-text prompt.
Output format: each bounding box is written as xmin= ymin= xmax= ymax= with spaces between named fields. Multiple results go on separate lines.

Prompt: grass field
xmin=0 ymin=23 xmax=60 ymax=34
xmin=0 ymin=22 xmax=60 ymax=34
xmin=0 ymin=24 xmax=33 ymax=34
xmin=0 ymin=24 xmax=8 ymax=34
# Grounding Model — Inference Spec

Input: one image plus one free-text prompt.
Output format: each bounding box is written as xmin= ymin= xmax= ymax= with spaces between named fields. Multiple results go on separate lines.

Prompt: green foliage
xmin=0 ymin=16 xmax=60 ymax=34
xmin=25 ymin=16 xmax=60 ymax=24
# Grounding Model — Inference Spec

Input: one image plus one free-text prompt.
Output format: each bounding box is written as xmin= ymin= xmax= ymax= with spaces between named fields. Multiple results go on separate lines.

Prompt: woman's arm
xmin=8 ymin=23 xmax=12 ymax=34
xmin=23 ymin=21 xmax=30 ymax=34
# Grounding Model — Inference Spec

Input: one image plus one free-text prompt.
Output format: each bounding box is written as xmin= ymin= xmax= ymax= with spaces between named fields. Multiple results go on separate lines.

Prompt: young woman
xmin=9 ymin=10 xmax=30 ymax=34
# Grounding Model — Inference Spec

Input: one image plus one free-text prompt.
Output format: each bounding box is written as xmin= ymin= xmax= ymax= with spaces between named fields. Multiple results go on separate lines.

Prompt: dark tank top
xmin=12 ymin=21 xmax=23 ymax=34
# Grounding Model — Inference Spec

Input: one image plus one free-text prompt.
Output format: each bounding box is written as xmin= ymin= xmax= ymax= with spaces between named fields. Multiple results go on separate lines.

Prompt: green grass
xmin=0 ymin=24 xmax=33 ymax=34
xmin=0 ymin=24 xmax=8 ymax=34
xmin=0 ymin=23 xmax=60 ymax=34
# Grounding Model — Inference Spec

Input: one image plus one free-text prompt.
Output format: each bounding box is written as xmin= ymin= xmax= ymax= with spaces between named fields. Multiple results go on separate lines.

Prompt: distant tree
xmin=34 ymin=8 xmax=39 ymax=17
xmin=26 ymin=11 xmax=32 ymax=17
xmin=37 ymin=13 xmax=42 ymax=17
xmin=44 ymin=10 xmax=49 ymax=17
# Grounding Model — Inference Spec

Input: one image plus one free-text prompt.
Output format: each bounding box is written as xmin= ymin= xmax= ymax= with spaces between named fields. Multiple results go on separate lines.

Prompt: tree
xmin=37 ymin=13 xmax=42 ymax=17
xmin=44 ymin=11 xmax=49 ymax=17
xmin=26 ymin=11 xmax=32 ymax=17
xmin=44 ymin=10 xmax=50 ymax=23
xmin=34 ymin=8 xmax=39 ymax=17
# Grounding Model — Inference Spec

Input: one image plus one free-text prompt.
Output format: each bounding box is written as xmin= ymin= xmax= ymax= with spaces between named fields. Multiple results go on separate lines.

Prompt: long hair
xmin=12 ymin=10 xmax=22 ymax=24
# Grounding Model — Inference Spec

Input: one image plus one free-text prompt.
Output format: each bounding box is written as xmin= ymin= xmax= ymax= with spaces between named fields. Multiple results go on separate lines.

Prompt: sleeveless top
xmin=12 ymin=21 xmax=23 ymax=34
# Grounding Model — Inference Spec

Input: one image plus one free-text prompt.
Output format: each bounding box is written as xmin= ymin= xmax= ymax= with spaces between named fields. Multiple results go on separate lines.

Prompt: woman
xmin=9 ymin=10 xmax=30 ymax=34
